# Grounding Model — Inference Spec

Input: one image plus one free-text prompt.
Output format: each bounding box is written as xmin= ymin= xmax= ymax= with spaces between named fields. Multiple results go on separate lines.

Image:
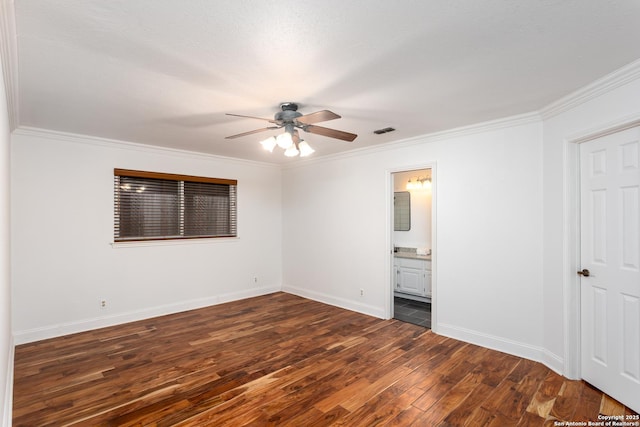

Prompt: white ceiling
xmin=12 ymin=0 xmax=640 ymax=164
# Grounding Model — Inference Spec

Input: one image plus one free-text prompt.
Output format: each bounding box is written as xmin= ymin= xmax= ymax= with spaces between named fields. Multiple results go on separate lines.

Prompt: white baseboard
xmin=2 ymin=335 xmax=14 ymax=427
xmin=437 ymin=322 xmax=563 ymax=372
xmin=437 ymin=322 xmax=542 ymax=360
xmin=541 ymin=349 xmax=565 ymax=376
xmin=282 ymin=285 xmax=386 ymax=319
xmin=13 ymin=286 xmax=280 ymax=345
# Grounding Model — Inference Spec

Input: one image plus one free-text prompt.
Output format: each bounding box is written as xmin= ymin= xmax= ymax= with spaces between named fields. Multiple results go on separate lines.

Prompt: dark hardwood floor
xmin=13 ymin=292 xmax=637 ymax=426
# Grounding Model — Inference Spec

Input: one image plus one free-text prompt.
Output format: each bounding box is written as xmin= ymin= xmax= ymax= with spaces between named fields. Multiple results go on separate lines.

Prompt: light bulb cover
xmin=284 ymin=145 xmax=299 ymax=157
xmin=298 ymin=140 xmax=314 ymax=157
xmin=276 ymin=132 xmax=293 ymax=149
xmin=260 ymin=136 xmax=277 ymax=152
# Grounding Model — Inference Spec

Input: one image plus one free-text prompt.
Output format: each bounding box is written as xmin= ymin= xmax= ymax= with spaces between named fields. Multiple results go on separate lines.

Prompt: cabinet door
xmin=393 ymin=265 xmax=398 ymax=289
xmin=397 ymin=267 xmax=424 ymax=295
xmin=424 ymin=270 xmax=432 ymax=297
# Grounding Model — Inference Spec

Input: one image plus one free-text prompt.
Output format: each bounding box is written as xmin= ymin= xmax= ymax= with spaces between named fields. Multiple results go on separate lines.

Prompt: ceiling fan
xmin=225 ymin=102 xmax=357 ymax=157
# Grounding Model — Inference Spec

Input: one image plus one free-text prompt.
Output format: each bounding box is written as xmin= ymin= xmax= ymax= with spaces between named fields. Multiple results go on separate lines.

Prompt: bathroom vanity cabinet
xmin=394 ymin=256 xmax=431 ymax=299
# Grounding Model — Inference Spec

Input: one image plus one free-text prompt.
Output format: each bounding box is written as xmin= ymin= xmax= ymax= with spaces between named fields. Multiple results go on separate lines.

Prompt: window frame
xmin=114 ymin=168 xmax=237 ymax=242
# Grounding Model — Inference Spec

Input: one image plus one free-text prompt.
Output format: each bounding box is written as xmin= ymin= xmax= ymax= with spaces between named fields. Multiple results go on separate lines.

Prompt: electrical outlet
xmin=100 ymin=299 xmax=107 ymax=309
xmin=360 ymin=289 xmax=364 ymax=297
xmin=253 ymin=276 xmax=258 ymax=283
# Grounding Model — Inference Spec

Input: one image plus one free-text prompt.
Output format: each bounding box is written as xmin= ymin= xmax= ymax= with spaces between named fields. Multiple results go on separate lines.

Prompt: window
xmin=114 ymin=169 xmax=237 ymax=241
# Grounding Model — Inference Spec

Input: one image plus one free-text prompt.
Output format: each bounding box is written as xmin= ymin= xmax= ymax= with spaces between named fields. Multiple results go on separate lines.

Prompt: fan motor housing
xmin=280 ymin=102 xmax=298 ymax=111
xmin=275 ymin=108 xmax=302 ymax=122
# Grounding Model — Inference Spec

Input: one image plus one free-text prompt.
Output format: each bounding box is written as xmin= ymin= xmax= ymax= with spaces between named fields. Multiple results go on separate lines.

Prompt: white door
xmin=580 ymin=126 xmax=640 ymax=412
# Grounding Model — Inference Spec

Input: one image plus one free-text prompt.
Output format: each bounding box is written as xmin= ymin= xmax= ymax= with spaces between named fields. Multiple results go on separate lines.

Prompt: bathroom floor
xmin=393 ymin=296 xmax=431 ymax=328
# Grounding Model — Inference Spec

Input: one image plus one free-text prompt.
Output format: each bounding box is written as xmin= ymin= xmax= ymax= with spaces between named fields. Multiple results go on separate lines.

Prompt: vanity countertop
xmin=394 ymin=252 xmax=431 ymax=261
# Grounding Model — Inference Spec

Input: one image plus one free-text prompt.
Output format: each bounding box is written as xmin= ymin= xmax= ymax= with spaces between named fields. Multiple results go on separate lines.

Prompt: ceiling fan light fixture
xmin=276 ymin=132 xmax=293 ymax=149
xmin=260 ymin=136 xmax=277 ymax=152
xmin=225 ymin=103 xmax=357 ymax=159
xmin=298 ymin=140 xmax=314 ymax=157
xmin=284 ymin=144 xmax=299 ymax=157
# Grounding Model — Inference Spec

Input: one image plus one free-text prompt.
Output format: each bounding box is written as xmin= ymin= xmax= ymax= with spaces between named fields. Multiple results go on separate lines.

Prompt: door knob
xmin=577 ymin=269 xmax=590 ymax=277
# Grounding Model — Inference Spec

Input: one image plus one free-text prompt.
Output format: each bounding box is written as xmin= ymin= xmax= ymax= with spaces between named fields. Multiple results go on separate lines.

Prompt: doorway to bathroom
xmin=391 ymin=168 xmax=433 ymax=328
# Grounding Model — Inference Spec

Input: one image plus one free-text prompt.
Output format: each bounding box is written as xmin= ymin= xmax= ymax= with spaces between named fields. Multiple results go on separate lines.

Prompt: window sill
xmin=110 ymin=237 xmax=240 ymax=248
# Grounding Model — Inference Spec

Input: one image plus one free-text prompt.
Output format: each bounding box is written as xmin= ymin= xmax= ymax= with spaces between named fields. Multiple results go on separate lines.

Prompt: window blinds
xmin=114 ymin=169 xmax=237 ymax=241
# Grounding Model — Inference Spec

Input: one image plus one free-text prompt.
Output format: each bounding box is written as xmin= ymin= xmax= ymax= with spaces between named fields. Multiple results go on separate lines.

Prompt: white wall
xmin=11 ymin=130 xmax=283 ymax=343
xmin=541 ymin=65 xmax=640 ymax=377
xmin=0 ymin=48 xmax=13 ymax=427
xmin=282 ymin=117 xmax=545 ymax=361
xmin=393 ymin=169 xmax=432 ymax=250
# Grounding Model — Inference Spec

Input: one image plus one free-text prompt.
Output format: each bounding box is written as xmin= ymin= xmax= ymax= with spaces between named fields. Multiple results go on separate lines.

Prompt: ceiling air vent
xmin=373 ymin=127 xmax=396 ymax=135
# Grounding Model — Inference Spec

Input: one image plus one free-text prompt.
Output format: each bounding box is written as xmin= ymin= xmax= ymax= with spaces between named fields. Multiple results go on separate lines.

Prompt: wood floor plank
xmin=573 ymin=381 xmax=605 ymax=422
xmin=441 ymin=382 xmax=495 ymax=426
xmin=413 ymin=371 xmax=484 ymax=425
xmin=550 ymin=379 xmax=584 ymax=420
xmin=516 ymin=410 xmax=547 ymax=427
xmin=601 ymin=393 xmax=627 ymax=415
xmin=341 ymin=365 xmax=413 ymax=412
xmin=12 ymin=292 xmax=638 ymax=426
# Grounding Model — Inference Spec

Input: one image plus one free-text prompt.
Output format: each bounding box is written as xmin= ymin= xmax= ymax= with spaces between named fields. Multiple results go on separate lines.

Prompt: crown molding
xmin=12 ymin=126 xmax=281 ymax=169
xmin=540 ymin=58 xmax=640 ymax=120
xmin=0 ymin=0 xmax=19 ymax=130
xmin=15 ymin=111 xmax=541 ymax=172
xmin=283 ymin=111 xmax=542 ymax=170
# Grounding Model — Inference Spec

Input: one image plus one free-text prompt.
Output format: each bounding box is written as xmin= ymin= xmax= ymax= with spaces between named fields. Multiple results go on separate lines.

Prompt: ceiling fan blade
xmin=225 ymin=127 xmax=280 ymax=139
xmin=226 ymin=113 xmax=278 ymax=124
xmin=303 ymin=124 xmax=358 ymax=142
xmin=296 ymin=110 xmax=341 ymax=124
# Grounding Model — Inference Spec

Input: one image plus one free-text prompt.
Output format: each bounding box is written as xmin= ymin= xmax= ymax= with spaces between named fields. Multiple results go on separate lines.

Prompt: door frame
xmin=564 ymin=116 xmax=640 ymax=379
xmin=386 ymin=163 xmax=437 ymax=332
